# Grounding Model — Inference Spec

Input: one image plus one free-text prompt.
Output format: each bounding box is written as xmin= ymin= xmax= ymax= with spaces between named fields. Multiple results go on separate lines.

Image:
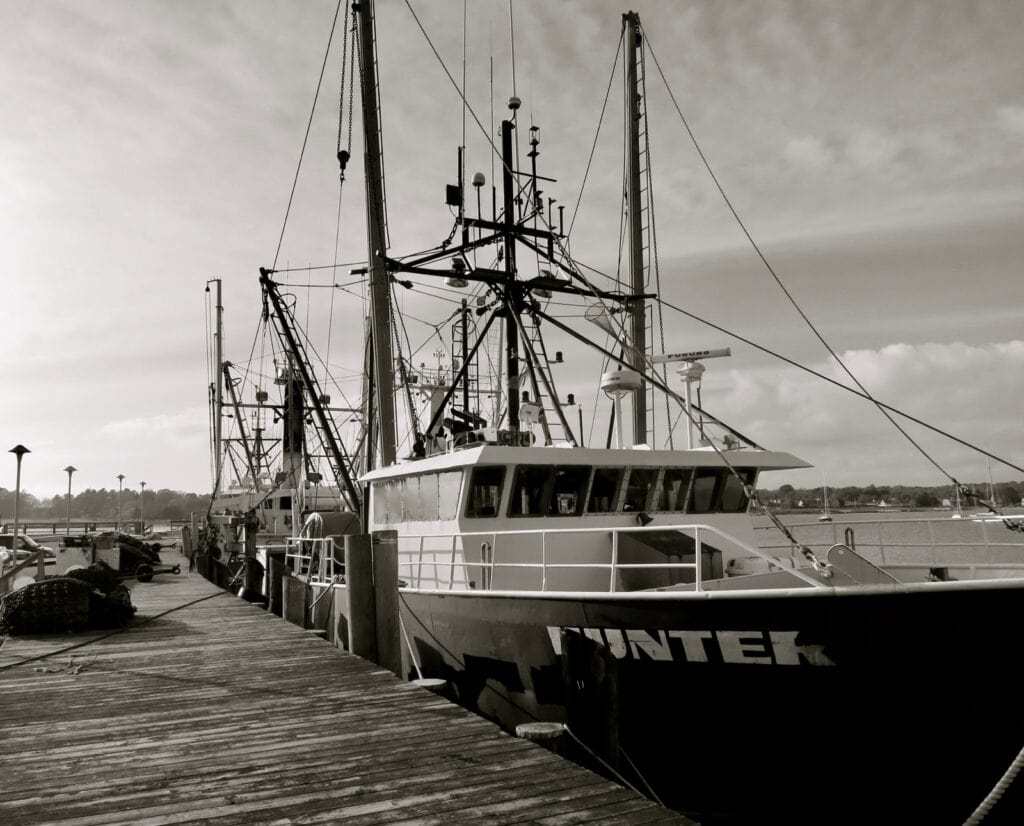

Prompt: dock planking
xmin=0 ymin=553 xmax=694 ymax=825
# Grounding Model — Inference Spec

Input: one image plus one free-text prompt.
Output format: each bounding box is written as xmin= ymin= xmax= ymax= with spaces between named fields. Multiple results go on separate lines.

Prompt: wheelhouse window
xmin=688 ymin=468 xmax=722 ymax=513
xmin=720 ymin=468 xmax=756 ymax=513
xmin=508 ymin=465 xmax=591 ymax=517
xmin=587 ymin=467 xmax=622 ymax=513
xmin=549 ymin=466 xmax=589 ymax=516
xmin=655 ymin=468 xmax=692 ymax=512
xmin=623 ymin=468 xmax=659 ymax=512
xmin=371 ymin=470 xmax=462 ymax=524
xmin=509 ymin=465 xmax=551 ymax=516
xmin=465 ymin=466 xmax=506 ymax=517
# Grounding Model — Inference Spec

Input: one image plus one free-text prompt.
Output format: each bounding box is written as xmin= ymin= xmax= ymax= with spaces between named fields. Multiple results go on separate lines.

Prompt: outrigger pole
xmin=259 ymin=268 xmax=362 ymax=512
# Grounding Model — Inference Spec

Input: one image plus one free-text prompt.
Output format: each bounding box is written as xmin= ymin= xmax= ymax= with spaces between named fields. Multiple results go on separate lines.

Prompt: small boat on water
xmin=201 ymin=4 xmax=1024 ymax=823
xmin=818 ymin=475 xmax=833 ymax=522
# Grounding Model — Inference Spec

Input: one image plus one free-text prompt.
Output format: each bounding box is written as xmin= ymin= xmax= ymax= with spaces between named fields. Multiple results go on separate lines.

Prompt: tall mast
xmin=357 ymin=0 xmax=397 ymax=468
xmin=209 ymin=277 xmax=224 ymax=494
xmin=624 ymin=11 xmax=647 ymax=446
xmin=501 ymin=118 xmax=521 ymax=433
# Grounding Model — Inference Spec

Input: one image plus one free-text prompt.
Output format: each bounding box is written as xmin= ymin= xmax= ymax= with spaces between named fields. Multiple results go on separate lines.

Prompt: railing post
xmin=448 ymin=535 xmax=456 ymax=590
xmin=694 ymin=526 xmax=702 ymax=591
xmin=541 ymin=530 xmax=547 ymax=592
xmin=416 ymin=536 xmax=424 ymax=588
xmin=609 ymin=530 xmax=618 ymax=593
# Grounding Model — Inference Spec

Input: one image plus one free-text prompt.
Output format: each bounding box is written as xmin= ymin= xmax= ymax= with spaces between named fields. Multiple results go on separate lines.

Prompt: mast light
xmin=445 ymin=257 xmax=469 ymax=289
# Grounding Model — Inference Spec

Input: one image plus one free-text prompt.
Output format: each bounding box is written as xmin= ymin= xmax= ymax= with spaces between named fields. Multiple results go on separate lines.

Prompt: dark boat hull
xmin=397 ymin=581 xmax=1024 ymax=824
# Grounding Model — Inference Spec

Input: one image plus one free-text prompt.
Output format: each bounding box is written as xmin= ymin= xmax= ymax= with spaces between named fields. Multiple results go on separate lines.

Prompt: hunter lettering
xmin=548 ymin=626 xmax=836 ymax=666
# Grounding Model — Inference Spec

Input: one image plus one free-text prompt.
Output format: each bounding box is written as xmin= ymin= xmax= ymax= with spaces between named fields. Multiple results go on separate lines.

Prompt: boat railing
xmin=291 ymin=523 xmax=824 ymax=593
xmin=282 ymin=537 xmax=329 ymax=578
xmin=754 ymin=516 xmax=1024 ymax=579
xmin=0 ymin=551 xmax=44 ymax=595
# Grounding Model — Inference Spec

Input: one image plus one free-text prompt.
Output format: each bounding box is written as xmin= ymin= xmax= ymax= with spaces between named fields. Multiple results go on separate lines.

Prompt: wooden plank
xmin=0 ymin=551 xmax=694 ymax=825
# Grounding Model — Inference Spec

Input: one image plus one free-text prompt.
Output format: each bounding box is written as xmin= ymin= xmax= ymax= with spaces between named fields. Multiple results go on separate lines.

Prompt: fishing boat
xmin=202 ymin=4 xmax=1024 ymax=823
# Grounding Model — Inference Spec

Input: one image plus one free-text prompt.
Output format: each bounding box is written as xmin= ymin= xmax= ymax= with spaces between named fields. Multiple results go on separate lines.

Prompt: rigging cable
xmin=270 ymin=0 xmax=345 ymax=270
xmin=326 ymin=0 xmax=355 ymax=394
xmin=568 ymin=28 xmax=623 ymax=239
xmin=641 ymin=31 xmax=991 ymax=503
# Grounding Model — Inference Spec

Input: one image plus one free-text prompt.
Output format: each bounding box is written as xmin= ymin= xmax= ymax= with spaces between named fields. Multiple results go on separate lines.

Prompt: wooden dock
xmin=0 ymin=553 xmax=694 ymax=825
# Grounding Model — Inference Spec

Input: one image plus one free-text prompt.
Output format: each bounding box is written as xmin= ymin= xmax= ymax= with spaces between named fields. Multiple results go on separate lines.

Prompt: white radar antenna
xmin=651 ymin=348 xmax=732 ymax=449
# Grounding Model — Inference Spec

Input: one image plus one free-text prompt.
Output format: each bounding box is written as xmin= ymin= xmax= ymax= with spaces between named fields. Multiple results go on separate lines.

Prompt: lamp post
xmin=116 ymin=474 xmax=125 ymax=530
xmin=139 ymin=481 xmax=146 ymax=534
xmin=8 ymin=445 xmax=31 ymax=577
xmin=63 ymin=465 xmax=77 ymax=536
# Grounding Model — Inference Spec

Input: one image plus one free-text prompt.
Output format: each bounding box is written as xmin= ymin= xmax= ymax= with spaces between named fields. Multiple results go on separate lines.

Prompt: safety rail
xmin=754 ymin=516 xmax=1024 ymax=574
xmin=290 ymin=523 xmax=825 ymax=594
xmin=283 ymin=536 xmax=336 ymax=580
xmin=0 ymin=551 xmax=44 ymax=595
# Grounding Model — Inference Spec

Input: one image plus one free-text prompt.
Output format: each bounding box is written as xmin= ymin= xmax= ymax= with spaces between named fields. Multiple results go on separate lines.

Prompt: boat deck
xmin=0 ymin=551 xmax=693 ymax=825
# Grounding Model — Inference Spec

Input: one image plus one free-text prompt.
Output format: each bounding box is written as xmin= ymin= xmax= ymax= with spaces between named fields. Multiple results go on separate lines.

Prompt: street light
xmin=63 ymin=465 xmax=77 ymax=536
xmin=8 ymin=445 xmax=32 ymax=578
xmin=139 ymin=481 xmax=146 ymax=534
xmin=116 ymin=474 xmax=125 ymax=531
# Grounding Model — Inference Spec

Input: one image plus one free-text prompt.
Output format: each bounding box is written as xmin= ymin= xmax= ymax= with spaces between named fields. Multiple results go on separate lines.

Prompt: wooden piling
xmin=281 ymin=574 xmax=308 ymax=628
xmin=344 ymin=533 xmax=377 ymax=663
xmin=267 ymin=549 xmax=287 ymax=617
xmin=371 ymin=529 xmax=402 ymax=677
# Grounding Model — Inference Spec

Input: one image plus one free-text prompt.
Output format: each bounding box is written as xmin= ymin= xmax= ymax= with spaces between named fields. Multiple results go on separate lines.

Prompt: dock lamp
xmin=8 ymin=445 xmax=32 ymax=577
xmin=139 ymin=481 xmax=146 ymax=534
xmin=63 ymin=465 xmax=77 ymax=536
xmin=116 ymin=474 xmax=125 ymax=530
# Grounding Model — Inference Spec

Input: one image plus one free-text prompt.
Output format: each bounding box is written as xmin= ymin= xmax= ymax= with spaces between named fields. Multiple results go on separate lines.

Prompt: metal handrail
xmin=385 ymin=522 xmax=824 ymax=594
xmin=0 ymin=551 xmax=43 ymax=595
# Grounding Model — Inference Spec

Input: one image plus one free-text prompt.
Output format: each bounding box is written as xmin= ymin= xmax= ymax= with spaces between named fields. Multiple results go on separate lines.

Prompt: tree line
xmin=0 ymin=488 xmax=212 ymax=523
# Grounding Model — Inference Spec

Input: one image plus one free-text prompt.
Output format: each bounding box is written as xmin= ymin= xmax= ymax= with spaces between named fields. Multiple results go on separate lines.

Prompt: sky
xmin=2 ymin=0 xmax=1022 ymax=499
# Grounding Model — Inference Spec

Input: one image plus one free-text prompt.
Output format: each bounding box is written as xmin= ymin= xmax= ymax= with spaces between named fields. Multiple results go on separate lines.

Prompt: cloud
xmin=100 ymin=406 xmax=207 ymax=439
xmin=846 ymin=128 xmax=903 ymax=171
xmin=705 ymin=340 xmax=1024 ymax=488
xmin=784 ymin=136 xmax=835 ymax=170
xmin=996 ymin=104 xmax=1024 ymax=135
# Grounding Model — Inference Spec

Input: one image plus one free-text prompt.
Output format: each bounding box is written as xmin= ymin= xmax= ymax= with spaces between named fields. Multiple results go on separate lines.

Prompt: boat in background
xmin=201 ymin=4 xmax=1024 ymax=823
xmin=818 ymin=475 xmax=833 ymax=522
